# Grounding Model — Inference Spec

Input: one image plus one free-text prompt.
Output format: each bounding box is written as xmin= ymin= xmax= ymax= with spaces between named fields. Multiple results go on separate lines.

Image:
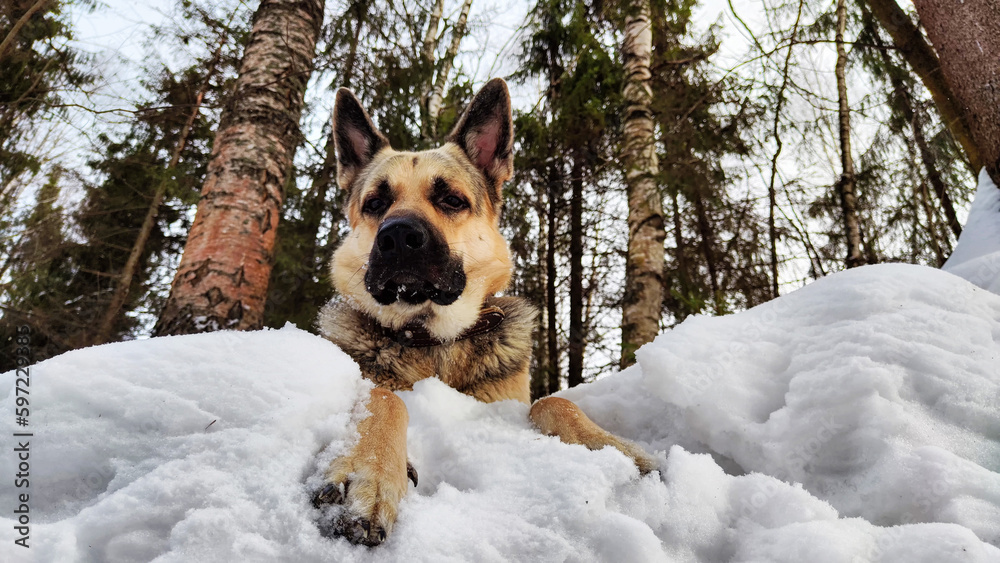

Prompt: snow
xmin=3 ymin=176 xmax=1000 ymax=561
xmin=944 ymin=170 xmax=1000 ymax=294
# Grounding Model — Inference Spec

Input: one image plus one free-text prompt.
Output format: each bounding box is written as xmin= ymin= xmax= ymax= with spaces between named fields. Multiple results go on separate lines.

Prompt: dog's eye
xmin=439 ymin=195 xmax=469 ymax=212
xmin=363 ymin=197 xmax=387 ymax=215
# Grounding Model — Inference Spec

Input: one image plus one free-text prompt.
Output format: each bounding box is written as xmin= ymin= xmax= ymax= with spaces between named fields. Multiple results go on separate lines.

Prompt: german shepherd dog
xmin=312 ymin=78 xmax=656 ymax=546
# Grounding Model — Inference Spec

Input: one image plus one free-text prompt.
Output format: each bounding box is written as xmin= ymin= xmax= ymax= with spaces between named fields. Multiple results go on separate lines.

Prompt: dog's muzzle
xmin=364 ymin=216 xmax=466 ymax=306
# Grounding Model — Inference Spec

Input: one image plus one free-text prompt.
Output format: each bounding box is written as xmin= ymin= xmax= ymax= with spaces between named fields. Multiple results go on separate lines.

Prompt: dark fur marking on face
xmin=431 ymin=177 xmax=449 ymax=199
xmin=431 ymin=177 xmax=471 ymax=216
xmin=362 ymin=180 xmax=394 ymax=217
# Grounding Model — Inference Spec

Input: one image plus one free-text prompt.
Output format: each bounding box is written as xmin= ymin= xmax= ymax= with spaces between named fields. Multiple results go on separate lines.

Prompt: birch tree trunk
xmin=912 ymin=0 xmax=1000 ymax=186
xmin=835 ymin=0 xmax=866 ymax=269
xmin=866 ymin=0 xmax=981 ymax=175
xmin=426 ymin=0 xmax=473 ymax=140
xmin=620 ymin=0 xmax=664 ymax=368
xmin=155 ymin=0 xmax=324 ymax=336
xmin=419 ymin=0 xmax=447 ymax=141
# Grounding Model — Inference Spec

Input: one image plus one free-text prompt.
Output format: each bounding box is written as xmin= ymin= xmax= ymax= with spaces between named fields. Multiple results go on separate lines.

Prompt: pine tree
xmin=0 ymin=1 xmax=250 ymax=367
xmin=0 ymin=0 xmax=91 ymax=200
xmin=512 ymin=0 xmax=626 ymax=390
xmin=864 ymin=0 xmax=979 ymax=174
xmin=650 ymin=0 xmax=764 ymax=321
xmin=0 ymin=169 xmax=68 ymax=369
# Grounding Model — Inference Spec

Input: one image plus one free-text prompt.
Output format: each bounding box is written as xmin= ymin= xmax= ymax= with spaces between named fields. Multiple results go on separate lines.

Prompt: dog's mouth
xmin=365 ymin=270 xmax=465 ymax=306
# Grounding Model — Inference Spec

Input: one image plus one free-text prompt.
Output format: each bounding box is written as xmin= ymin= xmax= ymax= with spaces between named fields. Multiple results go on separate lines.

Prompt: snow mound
xmin=3 ymin=266 xmax=1000 ymax=561
xmin=635 ymin=264 xmax=1000 ymax=549
xmin=944 ymin=170 xmax=1000 ymax=293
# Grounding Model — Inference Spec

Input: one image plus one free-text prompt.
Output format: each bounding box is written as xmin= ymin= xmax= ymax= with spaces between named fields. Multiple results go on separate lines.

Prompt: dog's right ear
xmin=333 ymin=88 xmax=389 ymax=190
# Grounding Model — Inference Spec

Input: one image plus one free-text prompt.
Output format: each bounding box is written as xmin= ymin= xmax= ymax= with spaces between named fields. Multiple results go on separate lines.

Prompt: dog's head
xmin=329 ymin=79 xmax=514 ymax=340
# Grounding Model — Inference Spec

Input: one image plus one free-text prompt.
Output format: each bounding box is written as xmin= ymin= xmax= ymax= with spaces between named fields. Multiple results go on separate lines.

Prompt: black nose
xmin=376 ymin=217 xmax=428 ymax=257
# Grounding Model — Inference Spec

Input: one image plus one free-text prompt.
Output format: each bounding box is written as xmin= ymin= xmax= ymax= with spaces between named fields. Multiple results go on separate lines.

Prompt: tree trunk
xmin=568 ymin=153 xmax=584 ymax=388
xmin=912 ymin=0 xmax=1000 ymax=186
xmin=910 ymin=106 xmax=962 ymax=238
xmin=419 ymin=0 xmax=447 ymax=141
xmin=0 ymin=0 xmax=48 ymax=59
xmin=869 ymin=24 xmax=964 ymax=239
xmin=865 ymin=0 xmax=981 ymax=175
xmin=426 ymin=0 xmax=473 ymax=140
xmin=917 ymin=176 xmax=947 ymax=266
xmin=620 ymin=0 xmax=664 ymax=368
xmin=545 ymin=161 xmax=561 ymax=394
xmin=835 ymin=0 xmax=866 ymax=269
xmin=670 ymin=189 xmax=689 ymax=294
xmin=692 ymin=189 xmax=721 ymax=311
xmin=531 ymin=188 xmax=550 ymax=401
xmin=155 ymin=0 xmax=324 ymax=336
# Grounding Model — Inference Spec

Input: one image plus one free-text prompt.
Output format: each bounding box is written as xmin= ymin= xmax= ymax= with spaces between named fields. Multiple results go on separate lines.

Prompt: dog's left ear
xmin=447 ymin=78 xmax=514 ymax=199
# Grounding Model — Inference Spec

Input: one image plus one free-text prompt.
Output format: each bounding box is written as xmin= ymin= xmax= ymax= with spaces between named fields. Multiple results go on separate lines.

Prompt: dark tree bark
xmin=155 ymin=0 xmax=324 ymax=335
xmin=692 ymin=189 xmax=720 ymax=312
xmin=545 ymin=161 xmax=561 ymax=395
xmin=568 ymin=153 xmax=584 ymax=388
xmin=912 ymin=0 xmax=1000 ymax=186
xmin=531 ymin=195 xmax=550 ymax=401
xmin=835 ymin=0 xmax=866 ymax=269
xmin=866 ymin=0 xmax=981 ymax=174
xmin=669 ymin=189 xmax=689 ymax=292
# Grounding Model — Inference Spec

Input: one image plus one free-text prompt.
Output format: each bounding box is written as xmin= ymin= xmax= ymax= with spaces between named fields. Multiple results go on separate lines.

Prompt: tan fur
xmin=324 ymin=388 xmax=409 ymax=537
xmin=331 ymin=147 xmax=511 ymax=342
xmin=314 ymin=80 xmax=654 ymax=546
xmin=529 ymin=397 xmax=657 ymax=474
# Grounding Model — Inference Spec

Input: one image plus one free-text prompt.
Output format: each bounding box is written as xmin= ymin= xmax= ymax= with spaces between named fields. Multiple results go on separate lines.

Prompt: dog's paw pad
xmin=312 ymin=482 xmax=347 ymax=508
xmin=318 ymin=515 xmax=387 ymax=547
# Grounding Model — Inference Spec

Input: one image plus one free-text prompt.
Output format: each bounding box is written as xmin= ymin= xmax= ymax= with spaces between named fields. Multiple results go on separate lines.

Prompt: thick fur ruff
xmin=318 ymin=296 xmax=537 ymax=403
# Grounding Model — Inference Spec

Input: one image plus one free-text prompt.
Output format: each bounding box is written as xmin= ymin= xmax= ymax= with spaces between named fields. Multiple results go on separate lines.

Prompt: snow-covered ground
xmin=3 ymin=176 xmax=1000 ymax=562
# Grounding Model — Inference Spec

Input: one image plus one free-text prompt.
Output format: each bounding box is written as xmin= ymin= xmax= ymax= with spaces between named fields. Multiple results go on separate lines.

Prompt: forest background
xmin=0 ymin=0 xmax=992 ymax=398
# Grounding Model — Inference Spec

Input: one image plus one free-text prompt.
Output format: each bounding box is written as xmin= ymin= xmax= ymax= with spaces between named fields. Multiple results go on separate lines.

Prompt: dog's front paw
xmin=312 ymin=388 xmax=412 ymax=546
xmin=312 ymin=459 xmax=418 ymax=546
xmin=312 ymin=458 xmax=409 ymax=546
